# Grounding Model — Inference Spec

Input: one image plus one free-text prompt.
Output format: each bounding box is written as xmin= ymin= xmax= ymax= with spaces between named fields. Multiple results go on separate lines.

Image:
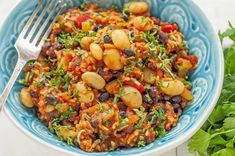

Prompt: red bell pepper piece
xmin=183 ymin=55 xmax=198 ymax=68
xmin=124 ymin=79 xmax=145 ymax=92
xmin=161 ymin=23 xmax=178 ymax=33
xmin=75 ymin=14 xmax=91 ymax=28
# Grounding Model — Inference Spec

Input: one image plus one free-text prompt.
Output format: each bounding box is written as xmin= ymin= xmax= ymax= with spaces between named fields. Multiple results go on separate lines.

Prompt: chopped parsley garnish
xmin=144 ymin=85 xmax=153 ymax=103
xmin=120 ymin=117 xmax=129 ymax=126
xmin=133 ymin=108 xmax=147 ymax=129
xmin=67 ymin=137 xmax=74 ymax=146
xmin=84 ymin=114 xmax=91 ymax=120
xmin=77 ymin=129 xmax=85 ymax=145
xmin=113 ymin=81 xmax=126 ymax=103
xmin=104 ymin=119 xmax=111 ymax=126
xmin=52 ymin=107 xmax=74 ymax=125
xmin=55 ymin=103 xmax=63 ymax=112
xmin=155 ymin=122 xmax=166 ymax=138
xmin=150 ymin=107 xmax=166 ymax=138
xmin=18 ymin=79 xmax=27 ymax=85
xmin=121 ymin=2 xmax=130 ymax=19
xmin=137 ymin=140 xmax=146 ymax=148
xmin=99 ymin=133 xmax=105 ymax=141
xmin=53 ymin=125 xmax=73 ymax=141
xmin=97 ymin=101 xmax=107 ymax=113
xmin=19 ymin=71 xmax=35 ymax=85
xmin=158 ymin=52 xmax=176 ymax=79
xmin=44 ymin=68 xmax=70 ymax=91
xmin=57 ymin=31 xmax=88 ymax=49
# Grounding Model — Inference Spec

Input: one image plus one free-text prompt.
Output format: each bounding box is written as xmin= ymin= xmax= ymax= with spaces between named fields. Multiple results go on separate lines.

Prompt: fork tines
xmin=19 ymin=0 xmax=66 ymax=47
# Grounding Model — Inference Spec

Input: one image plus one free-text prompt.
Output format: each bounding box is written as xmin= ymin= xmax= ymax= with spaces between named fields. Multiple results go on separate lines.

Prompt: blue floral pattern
xmin=0 ymin=0 xmax=223 ymax=155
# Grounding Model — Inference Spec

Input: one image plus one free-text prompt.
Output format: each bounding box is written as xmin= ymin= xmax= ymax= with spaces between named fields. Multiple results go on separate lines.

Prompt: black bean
xmin=171 ymin=96 xmax=182 ymax=104
xmin=164 ymin=95 xmax=171 ymax=101
xmin=98 ymin=69 xmax=106 ymax=78
xmin=143 ymin=94 xmax=153 ymax=104
xmin=48 ymin=48 xmax=57 ymax=58
xmin=93 ymin=24 xmax=104 ymax=31
xmin=48 ymin=111 xmax=58 ymax=120
xmin=42 ymin=42 xmax=51 ymax=53
xmin=54 ymin=43 xmax=63 ymax=50
xmin=103 ymin=34 xmax=113 ymax=43
xmin=73 ymin=104 xmax=80 ymax=112
xmin=158 ymin=31 xmax=168 ymax=44
xmin=123 ymin=48 xmax=135 ymax=57
xmin=149 ymin=87 xmax=157 ymax=98
xmin=99 ymin=92 xmax=110 ymax=102
xmin=147 ymin=113 xmax=153 ymax=121
xmin=30 ymin=90 xmax=39 ymax=98
xmin=158 ymin=93 xmax=164 ymax=101
xmin=122 ymin=16 xmax=129 ymax=22
xmin=119 ymin=111 xmax=126 ymax=118
xmin=91 ymin=119 xmax=99 ymax=128
xmin=148 ymin=62 xmax=158 ymax=70
xmin=73 ymin=140 xmax=79 ymax=147
xmin=110 ymin=70 xmax=119 ymax=75
xmin=72 ymin=41 xmax=80 ymax=48
xmin=173 ymin=103 xmax=180 ymax=110
xmin=45 ymin=94 xmax=57 ymax=104
xmin=118 ymin=102 xmax=127 ymax=111
xmin=177 ymin=109 xmax=182 ymax=115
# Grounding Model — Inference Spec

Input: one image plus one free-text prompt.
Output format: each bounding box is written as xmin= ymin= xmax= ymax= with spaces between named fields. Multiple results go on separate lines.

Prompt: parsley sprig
xmin=57 ymin=31 xmax=88 ymax=49
xmin=188 ymin=22 xmax=235 ymax=156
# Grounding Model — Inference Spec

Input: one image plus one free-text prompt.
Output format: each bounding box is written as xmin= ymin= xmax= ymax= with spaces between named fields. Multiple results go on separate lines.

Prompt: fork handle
xmin=0 ymin=57 xmax=26 ymax=112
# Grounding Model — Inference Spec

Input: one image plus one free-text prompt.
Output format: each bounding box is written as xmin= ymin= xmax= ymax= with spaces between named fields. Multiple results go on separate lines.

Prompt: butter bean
xmin=143 ymin=68 xmax=155 ymax=84
xmin=129 ymin=2 xmax=149 ymax=15
xmin=160 ymin=80 xmax=185 ymax=96
xmin=121 ymin=86 xmax=142 ymax=108
xmin=133 ymin=16 xmax=153 ymax=31
xmin=103 ymin=49 xmax=123 ymax=70
xmin=90 ymin=43 xmax=103 ymax=61
xmin=82 ymin=72 xmax=106 ymax=90
xmin=20 ymin=88 xmax=34 ymax=108
xmin=111 ymin=30 xmax=130 ymax=50
xmin=81 ymin=37 xmax=93 ymax=50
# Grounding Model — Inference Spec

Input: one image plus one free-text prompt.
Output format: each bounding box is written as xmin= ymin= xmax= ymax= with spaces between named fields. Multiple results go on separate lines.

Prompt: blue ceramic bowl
xmin=0 ymin=0 xmax=224 ymax=155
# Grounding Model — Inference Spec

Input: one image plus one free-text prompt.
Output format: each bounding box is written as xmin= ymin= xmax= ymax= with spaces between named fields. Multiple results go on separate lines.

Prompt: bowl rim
xmin=1 ymin=0 xmax=224 ymax=155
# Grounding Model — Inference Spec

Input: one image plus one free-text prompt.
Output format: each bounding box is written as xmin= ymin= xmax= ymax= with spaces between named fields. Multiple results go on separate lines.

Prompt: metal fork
xmin=0 ymin=0 xmax=65 ymax=112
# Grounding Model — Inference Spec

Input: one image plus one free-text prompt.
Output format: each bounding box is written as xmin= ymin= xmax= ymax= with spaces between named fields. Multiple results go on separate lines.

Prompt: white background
xmin=0 ymin=0 xmax=235 ymax=156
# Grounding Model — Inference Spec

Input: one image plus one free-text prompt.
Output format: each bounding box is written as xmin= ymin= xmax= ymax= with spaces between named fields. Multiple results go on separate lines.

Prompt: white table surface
xmin=0 ymin=0 xmax=234 ymax=156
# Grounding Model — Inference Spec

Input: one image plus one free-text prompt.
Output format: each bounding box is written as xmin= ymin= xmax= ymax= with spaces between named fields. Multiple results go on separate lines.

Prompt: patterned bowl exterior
xmin=0 ymin=0 xmax=224 ymax=155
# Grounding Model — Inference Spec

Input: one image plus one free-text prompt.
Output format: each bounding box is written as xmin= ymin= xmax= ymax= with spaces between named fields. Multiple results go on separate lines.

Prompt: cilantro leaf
xmin=137 ymin=140 xmax=146 ymax=148
xmin=188 ymin=129 xmax=211 ymax=156
xmin=224 ymin=46 xmax=235 ymax=75
xmin=211 ymin=148 xmax=235 ymax=156
xmin=189 ymin=23 xmax=235 ymax=156
xmin=219 ymin=21 xmax=235 ymax=42
xmin=222 ymin=117 xmax=235 ymax=138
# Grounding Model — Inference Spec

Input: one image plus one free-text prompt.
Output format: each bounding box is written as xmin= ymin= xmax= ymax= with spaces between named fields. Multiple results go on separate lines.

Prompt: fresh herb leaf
xmin=224 ymin=46 xmax=235 ymax=75
xmin=77 ymin=129 xmax=85 ymax=145
xmin=219 ymin=21 xmax=235 ymax=42
xmin=188 ymin=23 xmax=235 ymax=156
xmin=223 ymin=117 xmax=235 ymax=138
xmin=57 ymin=32 xmax=88 ymax=49
xmin=133 ymin=109 xmax=147 ymax=129
xmin=55 ymin=103 xmax=62 ymax=112
xmin=84 ymin=114 xmax=91 ymax=120
xmin=188 ymin=129 xmax=211 ymax=156
xmin=52 ymin=107 xmax=74 ymax=124
xmin=67 ymin=137 xmax=74 ymax=146
xmin=120 ymin=117 xmax=129 ymax=126
xmin=211 ymin=148 xmax=235 ymax=156
xmin=137 ymin=140 xmax=146 ymax=148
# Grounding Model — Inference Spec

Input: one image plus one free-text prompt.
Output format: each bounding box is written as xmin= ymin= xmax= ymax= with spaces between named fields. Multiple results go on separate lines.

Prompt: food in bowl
xmin=19 ymin=2 xmax=198 ymax=152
